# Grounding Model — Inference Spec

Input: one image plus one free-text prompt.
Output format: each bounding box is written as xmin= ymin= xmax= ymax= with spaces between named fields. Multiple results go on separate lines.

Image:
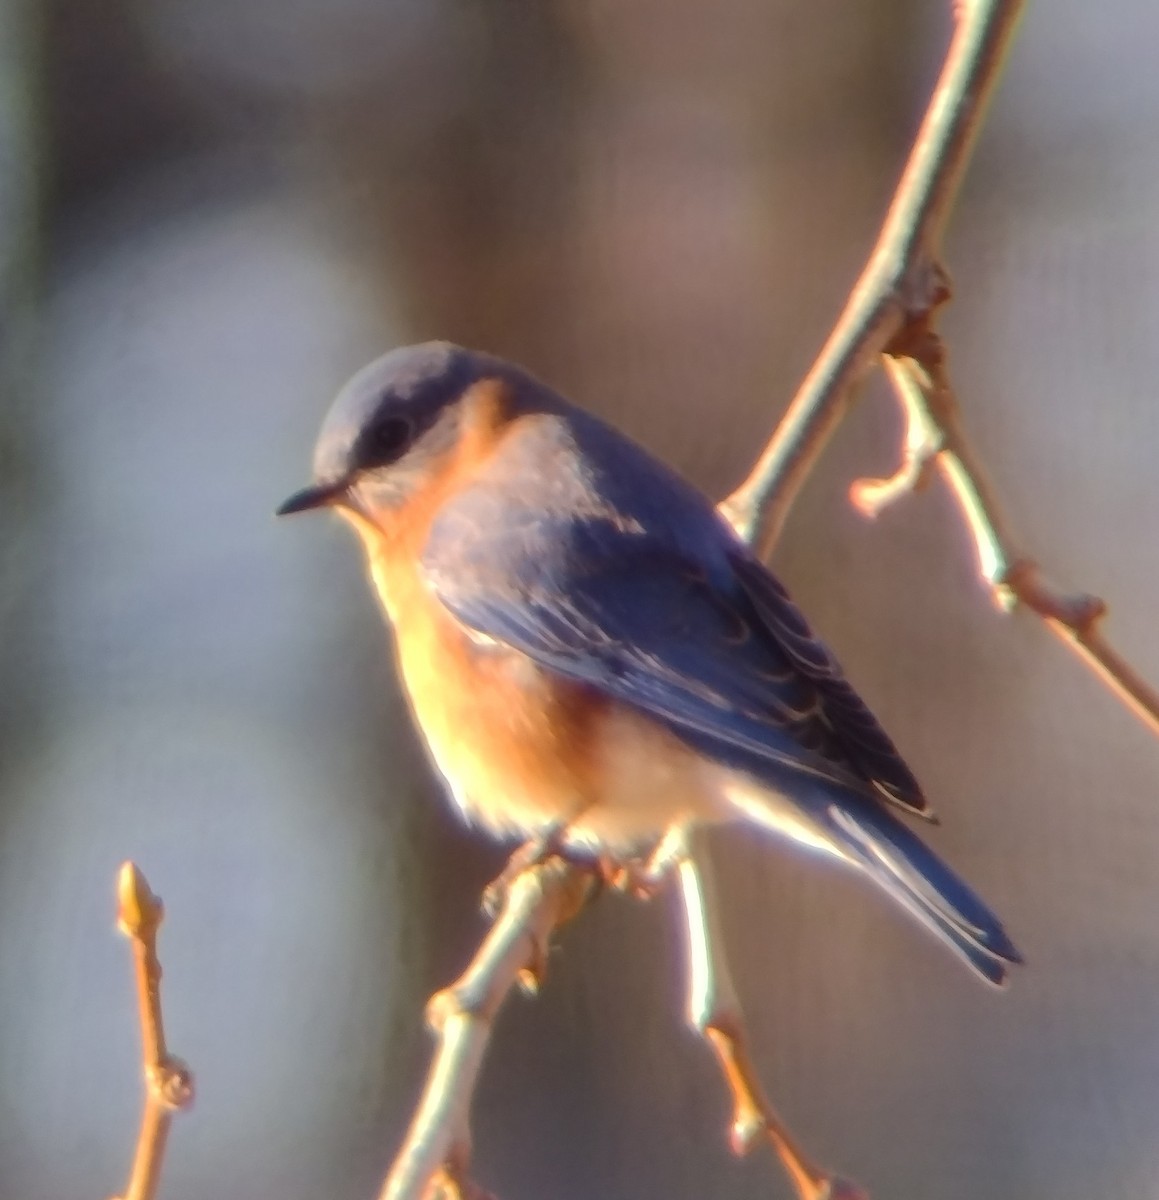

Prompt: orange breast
xmin=347 ymin=382 xmax=606 ymax=838
xmin=380 ymin=554 xmax=606 ymax=836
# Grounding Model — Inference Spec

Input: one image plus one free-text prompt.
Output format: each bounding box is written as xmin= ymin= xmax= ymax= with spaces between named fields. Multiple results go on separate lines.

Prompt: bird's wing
xmin=727 ymin=552 xmax=928 ymax=815
xmin=420 ymin=432 xmax=923 ymax=810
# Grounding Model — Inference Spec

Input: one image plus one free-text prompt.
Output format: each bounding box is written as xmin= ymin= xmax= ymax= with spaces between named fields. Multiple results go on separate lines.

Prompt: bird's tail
xmin=727 ymin=781 xmax=1022 ymax=986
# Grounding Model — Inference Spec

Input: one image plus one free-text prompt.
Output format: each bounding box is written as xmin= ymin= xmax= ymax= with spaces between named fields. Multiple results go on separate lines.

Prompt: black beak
xmin=276 ymin=479 xmax=349 ymax=516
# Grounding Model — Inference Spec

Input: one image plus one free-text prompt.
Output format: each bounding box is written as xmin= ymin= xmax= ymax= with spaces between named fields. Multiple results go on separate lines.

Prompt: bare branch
xmin=111 ymin=863 xmax=194 ymax=1200
xmin=720 ymin=0 xmax=1158 ymax=741
xmin=676 ymin=846 xmax=868 ymax=1200
xmin=379 ymin=860 xmax=594 ymax=1200
xmin=719 ymin=0 xmax=1025 ymax=556
xmin=857 ymin=355 xmax=1159 ymax=738
xmin=380 ymin=7 xmax=1047 ymax=1197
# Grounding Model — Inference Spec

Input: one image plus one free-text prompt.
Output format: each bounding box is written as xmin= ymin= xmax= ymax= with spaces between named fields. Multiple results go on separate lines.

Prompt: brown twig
xmin=719 ymin=0 xmax=1025 ymax=558
xmin=856 ymin=354 xmax=1159 ymax=737
xmin=379 ymin=860 xmax=594 ymax=1200
xmin=111 ymin=863 xmax=194 ymax=1200
xmin=676 ymin=843 xmax=867 ymax=1200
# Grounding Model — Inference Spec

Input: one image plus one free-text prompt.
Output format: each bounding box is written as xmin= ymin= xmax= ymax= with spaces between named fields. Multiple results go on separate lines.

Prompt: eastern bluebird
xmin=279 ymin=342 xmax=1020 ymax=984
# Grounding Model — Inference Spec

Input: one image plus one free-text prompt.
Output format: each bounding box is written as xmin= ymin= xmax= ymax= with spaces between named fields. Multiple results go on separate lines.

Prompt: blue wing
xmin=421 ymin=409 xmax=925 ymax=812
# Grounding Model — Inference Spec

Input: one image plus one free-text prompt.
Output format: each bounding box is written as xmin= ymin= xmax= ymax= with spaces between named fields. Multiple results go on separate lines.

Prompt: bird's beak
xmin=276 ymin=479 xmax=350 ymax=516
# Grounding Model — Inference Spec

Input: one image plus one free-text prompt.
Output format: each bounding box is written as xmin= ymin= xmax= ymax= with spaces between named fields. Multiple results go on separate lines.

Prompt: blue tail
xmin=828 ymin=795 xmax=1021 ymax=984
xmin=732 ymin=781 xmax=1022 ymax=985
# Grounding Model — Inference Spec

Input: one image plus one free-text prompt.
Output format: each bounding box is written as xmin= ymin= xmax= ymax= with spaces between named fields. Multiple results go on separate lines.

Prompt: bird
xmin=278 ymin=341 xmax=1021 ymax=985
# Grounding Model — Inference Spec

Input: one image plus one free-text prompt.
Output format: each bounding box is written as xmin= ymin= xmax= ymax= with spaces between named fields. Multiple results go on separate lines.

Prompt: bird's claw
xmin=599 ymin=854 xmax=670 ymax=899
xmin=481 ymin=827 xmax=566 ymax=917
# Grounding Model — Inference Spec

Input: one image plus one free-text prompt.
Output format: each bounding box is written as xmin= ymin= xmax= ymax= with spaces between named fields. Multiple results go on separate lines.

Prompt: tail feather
xmin=829 ymin=805 xmax=1021 ymax=985
xmin=727 ymin=780 xmax=1022 ymax=986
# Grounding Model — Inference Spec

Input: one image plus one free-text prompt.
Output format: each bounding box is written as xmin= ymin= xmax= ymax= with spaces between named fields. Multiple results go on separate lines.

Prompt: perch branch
xmin=855 ymin=354 xmax=1159 ymax=737
xmin=380 ymin=859 xmax=594 ymax=1200
xmin=677 ymin=844 xmax=867 ymax=1200
xmin=719 ymin=0 xmax=1025 ymax=557
xmin=382 ymin=5 xmax=1038 ymax=1197
xmin=111 ymin=863 xmax=194 ymax=1200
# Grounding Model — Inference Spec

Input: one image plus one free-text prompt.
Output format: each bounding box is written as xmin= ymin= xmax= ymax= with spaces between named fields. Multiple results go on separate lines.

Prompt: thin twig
xmin=380 ymin=860 xmax=594 ymax=1200
xmin=856 ymin=355 xmax=1159 ymax=737
xmin=676 ymin=842 xmax=868 ymax=1200
xmin=719 ymin=0 xmax=1025 ymax=557
xmin=111 ymin=863 xmax=194 ymax=1200
xmin=722 ymin=0 xmax=1158 ymax=735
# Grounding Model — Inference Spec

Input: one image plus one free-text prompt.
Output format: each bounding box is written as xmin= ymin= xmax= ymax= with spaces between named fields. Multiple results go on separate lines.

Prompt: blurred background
xmin=2 ymin=1 xmax=1158 ymax=1198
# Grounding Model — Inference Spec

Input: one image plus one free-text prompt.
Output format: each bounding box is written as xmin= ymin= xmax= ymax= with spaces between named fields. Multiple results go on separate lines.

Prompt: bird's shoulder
xmin=429 ymin=400 xmax=733 ymax=588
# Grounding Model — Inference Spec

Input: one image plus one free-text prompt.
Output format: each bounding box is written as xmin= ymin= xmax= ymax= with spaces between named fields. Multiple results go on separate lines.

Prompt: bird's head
xmin=277 ymin=341 xmax=512 ymax=527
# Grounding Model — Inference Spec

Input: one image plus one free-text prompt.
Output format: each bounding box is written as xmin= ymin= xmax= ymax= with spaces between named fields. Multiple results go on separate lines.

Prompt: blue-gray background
xmin=2 ymin=2 xmax=1158 ymax=1198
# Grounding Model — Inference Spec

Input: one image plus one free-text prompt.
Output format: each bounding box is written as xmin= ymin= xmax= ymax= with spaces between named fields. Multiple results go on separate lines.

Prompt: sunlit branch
xmin=383 ymin=4 xmax=1031 ymax=1198
xmin=720 ymin=0 xmax=1025 ymax=557
xmin=379 ymin=860 xmax=594 ymax=1200
xmin=110 ymin=863 xmax=194 ymax=1200
xmin=676 ymin=847 xmax=867 ymax=1200
xmin=856 ymin=354 xmax=1159 ymax=738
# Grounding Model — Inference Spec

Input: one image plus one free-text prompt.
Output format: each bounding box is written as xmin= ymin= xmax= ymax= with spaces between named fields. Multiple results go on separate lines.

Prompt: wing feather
xmin=421 ymin=422 xmax=921 ymax=811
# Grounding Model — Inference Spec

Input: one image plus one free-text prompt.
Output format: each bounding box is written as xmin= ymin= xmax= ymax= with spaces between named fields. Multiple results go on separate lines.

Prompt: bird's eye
xmin=357 ymin=415 xmax=414 ymax=469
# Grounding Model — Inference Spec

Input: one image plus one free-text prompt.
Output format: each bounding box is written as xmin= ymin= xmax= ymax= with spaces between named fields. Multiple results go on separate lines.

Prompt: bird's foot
xmin=481 ymin=826 xmax=567 ymax=917
xmin=600 ymin=828 xmax=689 ymax=899
xmin=599 ymin=835 xmax=691 ymax=902
xmin=599 ymin=857 xmax=653 ymax=898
